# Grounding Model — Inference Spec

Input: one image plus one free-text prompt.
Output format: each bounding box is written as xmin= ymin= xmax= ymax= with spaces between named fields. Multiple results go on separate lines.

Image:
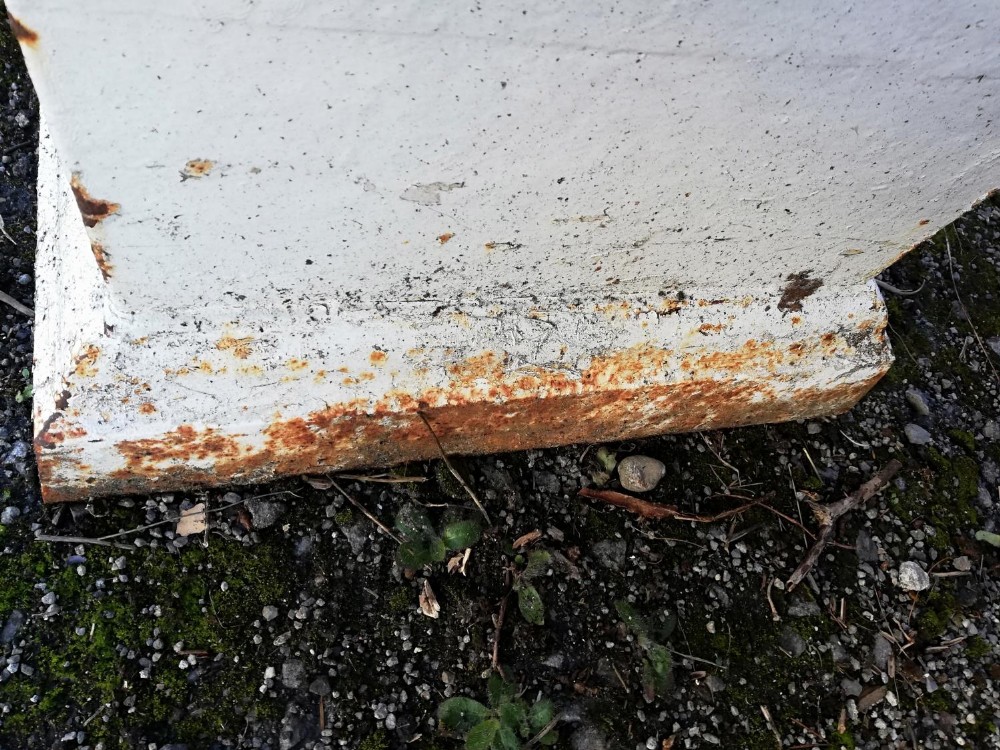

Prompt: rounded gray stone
xmin=898 ymin=561 xmax=930 ymax=591
xmin=617 ymin=455 xmax=667 ymax=493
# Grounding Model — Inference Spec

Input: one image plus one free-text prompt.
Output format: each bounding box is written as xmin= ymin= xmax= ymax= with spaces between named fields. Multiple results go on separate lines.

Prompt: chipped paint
xmin=216 ymin=335 xmax=254 ymax=359
xmin=72 ymin=345 xmax=100 ymax=378
xmin=69 ymin=174 xmax=119 ymax=227
xmin=183 ymin=159 xmax=215 ymax=178
xmin=90 ymin=241 xmax=113 ymax=280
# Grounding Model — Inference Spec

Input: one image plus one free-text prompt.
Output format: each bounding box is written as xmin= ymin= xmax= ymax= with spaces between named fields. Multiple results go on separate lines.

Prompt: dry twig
xmin=418 ymin=411 xmax=490 ymax=523
xmin=579 ymin=487 xmax=756 ymax=523
xmin=329 ymin=478 xmax=402 ymax=544
xmin=786 ymin=460 xmax=902 ymax=591
xmin=0 ymin=288 xmax=32 ymax=317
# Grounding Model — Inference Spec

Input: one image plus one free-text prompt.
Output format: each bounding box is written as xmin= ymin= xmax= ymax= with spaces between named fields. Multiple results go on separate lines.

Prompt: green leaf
xmin=438 ymin=697 xmax=490 ymax=734
xmin=397 ymin=536 xmax=446 ymax=569
xmin=521 ymin=549 xmax=551 ymax=580
xmin=441 ymin=519 xmax=481 ymax=550
xmin=595 ymin=446 xmax=618 ymax=472
xmin=641 ymin=644 xmax=673 ymax=699
xmin=516 ymin=582 xmax=545 ymax=625
xmin=466 ymin=718 xmax=500 ymax=750
xmin=487 ymin=672 xmax=516 ymax=708
xmin=975 ymin=530 xmax=1000 ymax=547
xmin=646 ymin=643 xmax=672 ymax=676
xmin=499 ymin=701 xmax=528 ymax=737
xmin=539 ymin=730 xmax=559 ymax=746
xmin=394 ymin=503 xmax=437 ymax=540
xmin=528 ymin=698 xmax=555 ymax=732
xmin=494 ymin=723 xmax=520 ymax=750
xmin=614 ymin=600 xmax=648 ymax=636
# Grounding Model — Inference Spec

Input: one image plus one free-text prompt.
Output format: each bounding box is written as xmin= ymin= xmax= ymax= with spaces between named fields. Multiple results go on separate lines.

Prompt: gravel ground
xmin=1 ymin=12 xmax=1000 ymax=750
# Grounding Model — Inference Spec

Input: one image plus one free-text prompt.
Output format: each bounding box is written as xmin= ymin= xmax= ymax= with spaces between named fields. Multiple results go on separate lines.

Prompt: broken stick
xmin=786 ymin=459 xmax=902 ymax=591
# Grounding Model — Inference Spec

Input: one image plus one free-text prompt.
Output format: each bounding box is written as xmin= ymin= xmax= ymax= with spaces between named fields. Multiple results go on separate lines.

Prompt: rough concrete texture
xmin=7 ymin=0 xmax=998 ymax=500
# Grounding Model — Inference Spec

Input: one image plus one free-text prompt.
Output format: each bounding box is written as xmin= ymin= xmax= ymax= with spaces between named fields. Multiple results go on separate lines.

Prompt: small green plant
xmin=512 ymin=549 xmax=550 ymax=625
xmin=394 ymin=503 xmax=481 ymax=569
xmin=615 ymin=600 xmax=675 ymax=702
xmin=587 ymin=446 xmax=618 ymax=485
xmin=437 ymin=673 xmax=559 ymax=749
xmin=14 ymin=368 xmax=32 ymax=403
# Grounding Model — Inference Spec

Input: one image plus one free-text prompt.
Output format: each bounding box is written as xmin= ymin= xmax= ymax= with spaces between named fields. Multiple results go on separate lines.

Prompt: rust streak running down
xmin=7 ymin=13 xmax=38 ymax=46
xmin=70 ymin=174 xmax=120 ymax=227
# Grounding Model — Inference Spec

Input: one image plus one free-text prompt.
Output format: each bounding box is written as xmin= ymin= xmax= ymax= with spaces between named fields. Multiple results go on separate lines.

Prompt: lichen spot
xmin=7 ymin=14 xmax=38 ymax=47
xmin=183 ymin=159 xmax=215 ymax=178
xmin=369 ymin=350 xmax=387 ymax=366
xmin=216 ymin=335 xmax=254 ymax=359
xmin=437 ymin=232 xmax=455 ymax=244
xmin=70 ymin=174 xmax=120 ymax=227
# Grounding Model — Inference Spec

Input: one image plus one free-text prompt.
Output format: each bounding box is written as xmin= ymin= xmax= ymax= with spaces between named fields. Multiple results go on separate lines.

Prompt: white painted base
xmin=33 ymin=123 xmax=892 ymax=501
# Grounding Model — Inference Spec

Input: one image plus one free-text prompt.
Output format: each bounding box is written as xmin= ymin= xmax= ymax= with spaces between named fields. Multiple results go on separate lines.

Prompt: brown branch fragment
xmin=786 ymin=460 xmax=902 ymax=591
xmin=579 ymin=487 xmax=756 ymax=523
xmin=329 ymin=478 xmax=402 ymax=544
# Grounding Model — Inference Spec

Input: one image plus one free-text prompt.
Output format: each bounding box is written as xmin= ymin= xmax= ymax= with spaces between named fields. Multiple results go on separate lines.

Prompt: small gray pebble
xmin=617 ymin=455 xmax=667 ymax=493
xmin=904 ymin=424 xmax=932 ymax=446
xmin=898 ymin=561 xmax=930 ymax=591
xmin=905 ymin=389 xmax=931 ymax=416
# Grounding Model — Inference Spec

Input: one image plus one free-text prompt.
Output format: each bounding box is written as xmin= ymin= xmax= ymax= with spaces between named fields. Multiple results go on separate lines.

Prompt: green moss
xmin=917 ymin=587 xmax=958 ymax=641
xmin=359 ymin=729 xmax=390 ymax=750
xmin=965 ymin=635 xmax=992 ymax=660
xmin=948 ymin=429 xmax=977 ymax=454
xmin=387 ymin=587 xmax=413 ymax=615
xmin=830 ymin=729 xmax=856 ymax=749
xmin=335 ymin=508 xmax=355 ymax=525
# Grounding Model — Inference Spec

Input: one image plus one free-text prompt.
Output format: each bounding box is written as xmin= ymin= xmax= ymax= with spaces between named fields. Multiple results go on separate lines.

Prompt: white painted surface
xmin=10 ymin=0 xmax=997 ymax=499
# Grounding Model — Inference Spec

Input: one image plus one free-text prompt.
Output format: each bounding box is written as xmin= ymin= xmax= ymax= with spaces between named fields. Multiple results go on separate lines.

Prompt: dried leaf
xmin=513 ymin=529 xmax=542 ymax=550
xmin=419 ymin=579 xmax=441 ymax=618
xmin=447 ymin=547 xmax=471 ymax=576
xmin=857 ymin=684 xmax=888 ymax=712
xmin=176 ymin=503 xmax=207 ymax=536
xmin=595 ymin=446 xmax=618 ymax=472
xmin=304 ymin=475 xmax=333 ymax=490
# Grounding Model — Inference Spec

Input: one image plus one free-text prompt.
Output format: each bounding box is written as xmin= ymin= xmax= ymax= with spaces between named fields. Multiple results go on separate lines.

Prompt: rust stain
xmin=238 ymin=364 xmax=263 ymax=377
xmin=369 ymin=350 xmax=388 ymax=365
xmin=54 ymin=390 xmax=71 ymax=410
xmin=313 ymin=370 xmax=327 ymax=383
xmin=698 ymin=322 xmax=724 ymax=335
xmin=139 ymin=403 xmax=157 ymax=415
xmin=216 ymin=335 xmax=254 ymax=359
xmin=918 ymin=219 xmax=930 ymax=226
xmin=70 ymin=174 xmax=120 ymax=228
xmin=287 ymin=358 xmax=309 ymax=371
xmin=73 ymin=345 xmax=100 ymax=378
xmin=437 ymin=232 xmax=455 ymax=244
xmin=90 ymin=241 xmax=113 ymax=281
xmin=183 ymin=159 xmax=215 ymax=178
xmin=778 ymin=271 xmax=823 ymax=312
xmin=7 ymin=14 xmax=38 ymax=47
xmin=38 ymin=328 xmax=890 ymax=503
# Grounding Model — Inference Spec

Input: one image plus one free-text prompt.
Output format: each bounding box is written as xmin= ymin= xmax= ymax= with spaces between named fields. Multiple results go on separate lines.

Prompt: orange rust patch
xmin=287 ymin=358 xmax=309 ymax=371
xmin=918 ymin=219 xmax=930 ymax=226
xmin=183 ymin=159 xmax=215 ymax=178
xmin=369 ymin=350 xmax=388 ymax=365
xmin=790 ymin=316 xmax=802 ymax=326
xmin=778 ymin=271 xmax=823 ymax=313
xmin=237 ymin=364 xmax=263 ymax=377
xmin=139 ymin=403 xmax=157 ymax=415
xmin=698 ymin=322 xmax=724 ymax=334
xmin=216 ymin=335 xmax=254 ymax=359
xmin=70 ymin=174 xmax=120 ymax=227
xmin=313 ymin=370 xmax=327 ymax=383
xmin=437 ymin=232 xmax=455 ymax=244
xmin=73 ymin=345 xmax=100 ymax=378
xmin=196 ymin=361 xmax=214 ymax=374
xmin=90 ymin=242 xmax=113 ymax=280
xmin=7 ymin=14 xmax=37 ymax=46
